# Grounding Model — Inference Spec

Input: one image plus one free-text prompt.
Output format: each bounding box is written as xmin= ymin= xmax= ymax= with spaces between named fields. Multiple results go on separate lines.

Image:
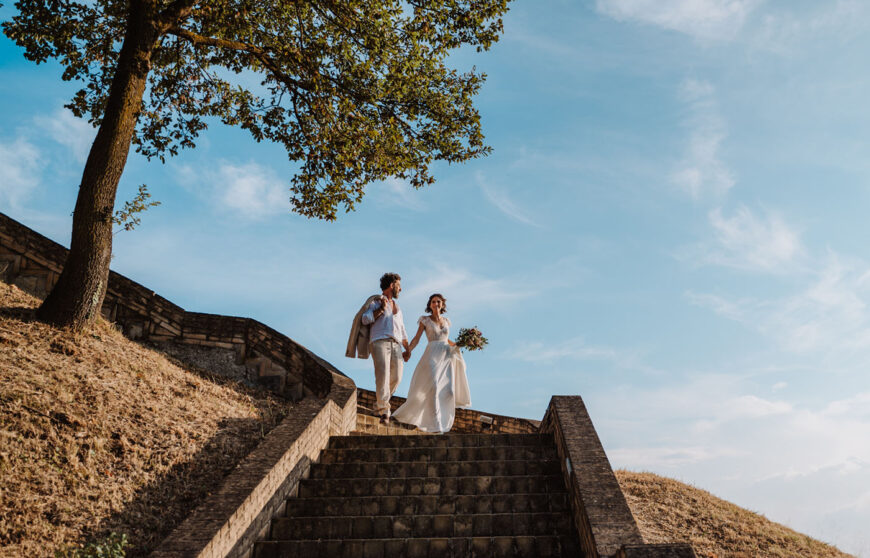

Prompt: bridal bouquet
xmin=455 ymin=327 xmax=488 ymax=351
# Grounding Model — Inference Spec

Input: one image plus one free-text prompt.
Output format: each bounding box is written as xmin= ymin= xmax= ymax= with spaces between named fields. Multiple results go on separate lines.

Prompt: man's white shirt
xmin=362 ymin=297 xmax=408 ymax=344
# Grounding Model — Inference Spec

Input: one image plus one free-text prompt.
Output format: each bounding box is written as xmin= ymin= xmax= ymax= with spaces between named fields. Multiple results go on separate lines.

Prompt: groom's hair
xmin=380 ymin=272 xmax=401 ymax=291
xmin=425 ymin=293 xmax=447 ymax=314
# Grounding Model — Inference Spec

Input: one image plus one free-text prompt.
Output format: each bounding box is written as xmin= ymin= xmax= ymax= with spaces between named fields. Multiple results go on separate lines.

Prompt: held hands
xmin=402 ymin=349 xmax=411 ymax=362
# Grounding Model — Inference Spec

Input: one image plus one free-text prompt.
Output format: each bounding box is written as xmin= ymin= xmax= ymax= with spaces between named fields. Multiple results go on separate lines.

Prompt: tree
xmin=2 ymin=0 xmax=510 ymax=330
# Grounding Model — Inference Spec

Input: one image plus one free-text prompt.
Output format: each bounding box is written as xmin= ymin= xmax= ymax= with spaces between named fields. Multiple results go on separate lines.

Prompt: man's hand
xmin=402 ymin=350 xmax=411 ymax=362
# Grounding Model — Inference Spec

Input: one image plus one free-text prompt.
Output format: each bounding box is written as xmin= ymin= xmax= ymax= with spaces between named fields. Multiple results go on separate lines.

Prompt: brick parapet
xmin=151 ymin=385 xmax=358 ymax=558
xmin=356 ymin=388 xmax=540 ymax=434
xmin=540 ymin=396 xmax=697 ymax=558
xmin=541 ymin=396 xmax=644 ymax=557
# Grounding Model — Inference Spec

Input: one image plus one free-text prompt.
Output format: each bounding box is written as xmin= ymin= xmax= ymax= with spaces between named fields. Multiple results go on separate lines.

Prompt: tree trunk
xmin=37 ymin=1 xmax=161 ymax=330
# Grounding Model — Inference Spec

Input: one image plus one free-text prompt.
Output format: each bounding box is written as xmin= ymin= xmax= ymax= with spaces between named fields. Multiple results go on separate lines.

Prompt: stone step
xmin=329 ymin=433 xmax=552 ymax=449
xmin=253 ymin=535 xmax=581 ymax=558
xmin=270 ymin=512 xmax=572 ymax=540
xmin=309 ymin=459 xmax=561 ymax=479
xmin=297 ymin=474 xmax=566 ymax=498
xmin=285 ymin=493 xmax=570 ymax=517
xmin=319 ymin=445 xmax=556 ymax=464
xmin=353 ymin=413 xmax=422 ymax=436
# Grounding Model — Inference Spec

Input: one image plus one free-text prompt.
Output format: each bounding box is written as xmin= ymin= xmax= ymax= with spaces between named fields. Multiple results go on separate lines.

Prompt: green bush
xmin=56 ymin=533 xmax=128 ymax=558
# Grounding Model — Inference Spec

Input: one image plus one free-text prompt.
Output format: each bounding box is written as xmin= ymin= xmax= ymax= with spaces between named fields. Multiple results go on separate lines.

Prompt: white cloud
xmin=403 ymin=264 xmax=533 ymax=314
xmin=505 ymin=336 xmax=660 ymax=374
xmin=704 ymin=206 xmax=803 ymax=272
xmin=0 ymin=137 xmax=41 ymax=209
xmin=690 ymin=253 xmax=870 ymax=358
xmin=177 ymin=161 xmax=287 ymax=219
xmin=369 ymin=177 xmax=425 ymax=211
xmin=685 ymin=291 xmax=745 ymax=319
xmin=753 ymin=1 xmax=868 ymax=54
xmin=34 ymin=108 xmax=95 ymax=163
xmin=727 ymin=394 xmax=792 ymax=418
xmin=477 ymin=173 xmax=542 ymax=228
xmin=672 ymin=79 xmax=734 ymax=199
xmin=596 ymin=0 xmax=761 ymax=41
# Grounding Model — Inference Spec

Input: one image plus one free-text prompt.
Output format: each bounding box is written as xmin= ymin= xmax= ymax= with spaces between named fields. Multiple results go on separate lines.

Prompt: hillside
xmin=0 ymin=284 xmax=291 ymax=557
xmin=616 ymin=470 xmax=853 ymax=558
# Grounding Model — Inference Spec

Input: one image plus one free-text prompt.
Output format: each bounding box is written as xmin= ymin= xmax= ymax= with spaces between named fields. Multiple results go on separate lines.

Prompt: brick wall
xmin=356 ymin=388 xmax=540 ymax=434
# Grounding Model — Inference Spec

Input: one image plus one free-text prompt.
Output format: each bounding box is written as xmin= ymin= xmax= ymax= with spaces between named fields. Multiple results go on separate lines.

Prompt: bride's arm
xmin=407 ymin=323 xmax=425 ymax=352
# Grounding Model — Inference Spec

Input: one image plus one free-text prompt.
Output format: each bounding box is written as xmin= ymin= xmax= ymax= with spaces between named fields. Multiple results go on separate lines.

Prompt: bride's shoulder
xmin=443 ymin=316 xmax=451 ymax=325
xmin=417 ymin=315 xmax=430 ymax=325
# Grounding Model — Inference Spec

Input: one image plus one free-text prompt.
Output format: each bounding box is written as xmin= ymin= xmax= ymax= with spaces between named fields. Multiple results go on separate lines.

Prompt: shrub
xmin=56 ymin=533 xmax=129 ymax=558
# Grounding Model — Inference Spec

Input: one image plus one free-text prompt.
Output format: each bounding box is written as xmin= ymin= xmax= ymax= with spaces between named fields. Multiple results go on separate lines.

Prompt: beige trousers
xmin=371 ymin=338 xmax=403 ymax=417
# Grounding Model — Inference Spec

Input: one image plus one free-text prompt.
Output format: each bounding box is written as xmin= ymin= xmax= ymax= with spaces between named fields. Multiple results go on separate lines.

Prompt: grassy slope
xmin=616 ymin=470 xmax=853 ymax=558
xmin=0 ymin=284 xmax=290 ymax=557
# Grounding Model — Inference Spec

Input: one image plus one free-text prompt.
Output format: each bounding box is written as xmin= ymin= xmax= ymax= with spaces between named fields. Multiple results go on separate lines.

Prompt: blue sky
xmin=2 ymin=0 xmax=870 ymax=555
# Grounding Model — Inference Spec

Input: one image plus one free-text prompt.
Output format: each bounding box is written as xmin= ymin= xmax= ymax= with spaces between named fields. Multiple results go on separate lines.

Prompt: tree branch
xmin=167 ymin=26 xmax=312 ymax=92
xmin=158 ymin=0 xmax=198 ymax=28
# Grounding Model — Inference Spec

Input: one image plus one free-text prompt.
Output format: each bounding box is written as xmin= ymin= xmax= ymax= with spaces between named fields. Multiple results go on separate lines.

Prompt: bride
xmin=392 ymin=293 xmax=471 ymax=433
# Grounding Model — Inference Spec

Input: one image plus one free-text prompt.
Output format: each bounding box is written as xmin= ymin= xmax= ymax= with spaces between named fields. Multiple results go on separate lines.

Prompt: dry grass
xmin=616 ymin=470 xmax=854 ymax=558
xmin=0 ymin=283 xmax=291 ymax=557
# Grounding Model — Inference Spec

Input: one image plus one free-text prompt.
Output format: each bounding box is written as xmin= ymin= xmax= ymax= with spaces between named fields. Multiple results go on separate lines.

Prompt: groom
xmin=361 ymin=272 xmax=410 ymax=423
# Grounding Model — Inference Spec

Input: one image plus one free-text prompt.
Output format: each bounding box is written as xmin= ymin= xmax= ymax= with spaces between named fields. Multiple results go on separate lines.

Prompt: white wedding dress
xmin=392 ymin=315 xmax=471 ymax=433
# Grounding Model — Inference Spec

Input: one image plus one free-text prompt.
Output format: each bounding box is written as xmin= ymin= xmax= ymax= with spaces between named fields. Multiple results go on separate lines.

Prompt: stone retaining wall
xmin=357 ymin=387 xmax=540 ymax=434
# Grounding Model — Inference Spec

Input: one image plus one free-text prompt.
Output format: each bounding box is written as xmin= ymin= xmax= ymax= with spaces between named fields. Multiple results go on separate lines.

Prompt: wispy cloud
xmin=34 ymin=108 xmax=95 ymax=163
xmin=403 ymin=264 xmax=534 ymax=314
xmin=671 ymin=79 xmax=734 ymax=200
xmin=369 ymin=177 xmax=425 ymax=211
xmin=0 ymin=137 xmax=41 ymax=209
xmin=505 ymin=336 xmax=660 ymax=375
xmin=177 ymin=161 xmax=287 ymax=219
xmin=477 ymin=173 xmax=542 ymax=228
xmin=596 ymin=0 xmax=761 ymax=42
xmin=753 ymin=1 xmax=868 ymax=54
xmin=689 ymin=253 xmax=870 ymax=358
xmin=706 ymin=206 xmax=803 ymax=272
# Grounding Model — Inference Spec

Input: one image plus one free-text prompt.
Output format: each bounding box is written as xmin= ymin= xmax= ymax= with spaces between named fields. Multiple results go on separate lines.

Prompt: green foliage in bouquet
xmin=456 ymin=327 xmax=488 ymax=351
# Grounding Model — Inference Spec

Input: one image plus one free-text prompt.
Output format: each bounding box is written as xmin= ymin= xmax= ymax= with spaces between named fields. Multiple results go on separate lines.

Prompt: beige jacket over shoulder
xmin=346 ymin=294 xmax=380 ymax=359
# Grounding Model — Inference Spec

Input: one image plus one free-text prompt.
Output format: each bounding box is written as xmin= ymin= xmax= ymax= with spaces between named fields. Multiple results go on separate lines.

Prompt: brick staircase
xmin=253 ymin=433 xmax=581 ymax=557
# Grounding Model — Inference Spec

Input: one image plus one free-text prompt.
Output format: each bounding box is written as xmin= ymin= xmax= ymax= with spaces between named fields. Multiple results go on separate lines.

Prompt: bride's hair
xmin=425 ymin=293 xmax=447 ymax=314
